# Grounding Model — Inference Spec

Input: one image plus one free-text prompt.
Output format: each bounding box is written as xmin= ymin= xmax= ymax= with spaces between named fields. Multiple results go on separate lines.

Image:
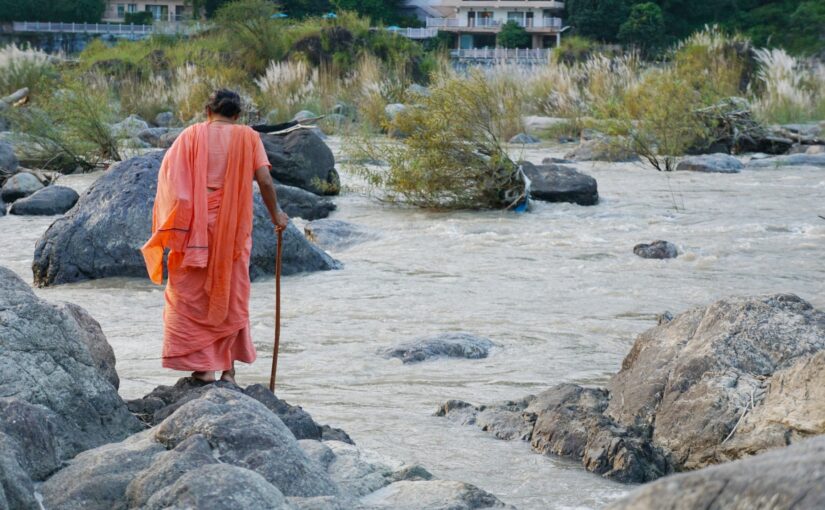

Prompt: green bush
xmin=124 ymin=11 xmax=154 ymax=25
xmin=498 ymin=21 xmax=530 ymax=49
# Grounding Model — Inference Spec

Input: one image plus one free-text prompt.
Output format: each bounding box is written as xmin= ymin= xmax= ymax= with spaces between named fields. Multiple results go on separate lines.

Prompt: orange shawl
xmin=142 ymin=123 xmax=258 ymax=326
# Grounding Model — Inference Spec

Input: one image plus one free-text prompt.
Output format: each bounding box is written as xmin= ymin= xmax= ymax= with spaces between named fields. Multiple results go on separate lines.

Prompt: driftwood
xmin=0 ymin=87 xmax=29 ymax=109
xmin=251 ymin=115 xmax=325 ymax=135
xmin=696 ymin=97 xmax=793 ymax=155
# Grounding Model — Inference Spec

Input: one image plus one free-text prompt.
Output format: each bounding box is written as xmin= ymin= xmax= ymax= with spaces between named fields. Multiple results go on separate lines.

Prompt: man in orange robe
xmin=142 ymin=90 xmax=288 ymax=384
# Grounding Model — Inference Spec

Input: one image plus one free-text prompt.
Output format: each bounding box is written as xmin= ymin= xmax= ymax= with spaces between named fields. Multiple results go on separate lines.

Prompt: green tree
xmin=618 ymin=2 xmax=665 ymax=55
xmin=0 ymin=0 xmax=105 ymax=22
xmin=335 ymin=0 xmax=404 ymax=24
xmin=498 ymin=20 xmax=530 ymax=49
xmin=566 ymin=0 xmax=630 ymax=42
xmin=787 ymin=1 xmax=825 ymax=54
xmin=281 ymin=0 xmax=331 ymax=18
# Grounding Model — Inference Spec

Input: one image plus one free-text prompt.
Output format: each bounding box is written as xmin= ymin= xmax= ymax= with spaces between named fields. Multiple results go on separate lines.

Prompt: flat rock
xmin=747 ymin=153 xmax=825 ymax=168
xmin=1 ymin=171 xmax=43 ymax=203
xmin=382 ymin=333 xmax=495 ymax=364
xmin=633 ymin=240 xmax=678 ymax=259
xmin=521 ymin=161 xmax=598 ymax=206
xmin=509 ymin=133 xmax=540 ymax=144
xmin=276 ymin=183 xmax=336 ymax=220
xmin=361 ymin=480 xmax=513 ymax=509
xmin=9 ymin=185 xmax=79 ymax=215
xmin=564 ymin=137 xmax=638 ymax=162
xmin=437 ymin=294 xmax=825 ymax=483
xmin=32 ymin=151 xmax=339 ymax=286
xmin=262 ymin=129 xmax=340 ymax=195
xmin=305 ymin=219 xmax=376 ymax=250
xmin=608 ymin=435 xmax=825 ymax=510
xmin=676 ymin=153 xmax=743 ymax=173
xmin=0 ymin=267 xmax=142 ymax=461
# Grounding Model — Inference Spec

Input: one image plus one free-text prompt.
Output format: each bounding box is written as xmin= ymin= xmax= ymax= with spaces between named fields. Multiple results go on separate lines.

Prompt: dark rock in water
xmin=633 ymin=240 xmax=678 ymax=259
xmin=564 ymin=137 xmax=638 ymax=162
xmin=608 ymin=435 xmax=825 ymax=510
xmin=509 ymin=133 xmax=540 ymax=144
xmin=521 ymin=161 xmax=599 ymax=206
xmin=382 ymin=332 xmax=495 ymax=364
xmin=261 ymin=129 xmax=340 ymax=196
xmin=747 ymin=153 xmax=825 ymax=169
xmin=1 ymin=171 xmax=43 ymax=203
xmin=9 ymin=185 xmax=79 ymax=215
xmin=541 ymin=157 xmax=573 ymax=164
xmin=41 ymin=388 xmax=340 ymax=509
xmin=0 ymin=196 xmax=5 ymax=216
xmin=437 ymin=294 xmax=825 ymax=484
xmin=276 ymin=183 xmax=336 ymax=220
xmin=361 ymin=480 xmax=513 ymax=509
xmin=0 ymin=267 xmax=142 ymax=462
xmin=126 ymin=377 xmax=353 ymax=444
xmin=305 ymin=219 xmax=376 ymax=250
xmin=676 ymin=153 xmax=743 ymax=173
xmin=32 ymin=151 xmax=339 ymax=286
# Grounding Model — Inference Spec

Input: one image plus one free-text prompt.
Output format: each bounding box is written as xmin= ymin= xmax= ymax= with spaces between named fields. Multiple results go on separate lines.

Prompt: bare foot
xmin=192 ymin=371 xmax=216 ymax=383
xmin=220 ymin=369 xmax=237 ymax=385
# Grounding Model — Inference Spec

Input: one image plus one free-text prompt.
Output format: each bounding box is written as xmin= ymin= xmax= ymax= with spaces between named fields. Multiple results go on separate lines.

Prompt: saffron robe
xmin=142 ymin=122 xmax=270 ymax=371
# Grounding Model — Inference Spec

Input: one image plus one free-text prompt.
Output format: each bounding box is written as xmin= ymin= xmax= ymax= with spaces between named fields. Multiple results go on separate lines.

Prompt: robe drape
xmin=141 ymin=122 xmax=268 ymax=371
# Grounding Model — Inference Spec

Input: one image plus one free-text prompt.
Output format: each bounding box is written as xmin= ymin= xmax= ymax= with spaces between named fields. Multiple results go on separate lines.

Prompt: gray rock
xmin=158 ymin=129 xmax=183 ymax=148
xmin=633 ymin=240 xmax=678 ymax=259
xmin=9 ymin=185 xmax=78 ymax=215
xmin=276 ymin=184 xmax=336 ymax=220
xmin=509 ymin=133 xmax=540 ymax=144
xmin=0 ymin=399 xmax=63 ymax=480
xmin=262 ymin=130 xmax=340 ymax=196
xmin=608 ymin=435 xmax=825 ymax=510
xmin=292 ymin=110 xmax=319 ymax=122
xmin=747 ymin=153 xmax=825 ymax=168
xmin=137 ymin=127 xmax=175 ymax=148
xmin=1 ymin=171 xmax=43 ymax=203
xmin=305 ymin=219 xmax=376 ymax=250
xmin=32 ymin=151 xmax=339 ymax=286
xmin=779 ymin=122 xmax=822 ymax=138
xmin=521 ymin=161 xmax=598 ymax=206
xmin=0 ymin=267 xmax=142 ymax=459
xmin=109 ymin=114 xmax=150 ymax=139
xmin=325 ymin=441 xmax=393 ymax=498
xmin=154 ymin=111 xmax=176 ymax=128
xmin=0 ymin=140 xmax=19 ymax=177
xmin=405 ymin=84 xmax=430 ymax=98
xmin=382 ymin=333 xmax=495 ymax=364
xmin=541 ymin=157 xmax=573 ymax=164
xmin=437 ymin=294 xmax=825 ymax=484
xmin=361 ymin=480 xmax=512 ymax=510
xmin=0 ymin=196 xmax=5 ymax=216
xmin=384 ymin=103 xmax=406 ymax=122
xmin=0 ymin=432 xmax=39 ymax=510
xmin=564 ymin=137 xmax=638 ymax=162
xmin=57 ymin=302 xmax=120 ymax=389
xmin=154 ymin=388 xmax=339 ymax=497
xmin=676 ymin=153 xmax=743 ymax=173
xmin=144 ymin=464 xmax=292 ymax=510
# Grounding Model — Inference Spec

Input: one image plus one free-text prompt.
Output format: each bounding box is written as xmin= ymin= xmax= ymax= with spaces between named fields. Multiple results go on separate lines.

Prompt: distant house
xmin=103 ymin=1 xmax=193 ymax=23
xmin=407 ymin=0 xmax=566 ymax=49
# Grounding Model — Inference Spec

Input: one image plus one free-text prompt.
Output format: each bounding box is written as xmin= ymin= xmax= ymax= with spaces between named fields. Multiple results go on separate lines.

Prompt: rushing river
xmin=2 ymin=138 xmax=824 ymax=509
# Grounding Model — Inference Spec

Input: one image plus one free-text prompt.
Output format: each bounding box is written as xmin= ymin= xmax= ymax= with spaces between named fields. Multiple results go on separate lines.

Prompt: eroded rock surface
xmin=633 ymin=240 xmax=678 ymax=259
xmin=521 ymin=161 xmax=598 ymax=206
xmin=9 ymin=185 xmax=78 ymax=215
xmin=0 ymin=171 xmax=42 ymax=203
xmin=438 ymin=294 xmax=825 ymax=483
xmin=305 ymin=219 xmax=377 ymax=251
xmin=32 ymin=151 xmax=339 ymax=286
xmin=277 ymin=183 xmax=337 ymax=220
xmin=262 ymin=129 xmax=340 ymax=195
xmin=382 ymin=333 xmax=495 ymax=364
xmin=676 ymin=153 xmax=743 ymax=173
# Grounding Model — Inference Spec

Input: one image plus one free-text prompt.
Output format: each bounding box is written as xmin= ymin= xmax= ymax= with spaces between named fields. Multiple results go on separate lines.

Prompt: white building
xmin=408 ymin=0 xmax=566 ymax=49
xmin=102 ymin=0 xmax=192 ymax=23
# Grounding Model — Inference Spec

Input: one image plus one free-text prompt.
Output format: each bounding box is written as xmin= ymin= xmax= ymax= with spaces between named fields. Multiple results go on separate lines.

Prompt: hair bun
xmin=206 ymin=89 xmax=242 ymax=118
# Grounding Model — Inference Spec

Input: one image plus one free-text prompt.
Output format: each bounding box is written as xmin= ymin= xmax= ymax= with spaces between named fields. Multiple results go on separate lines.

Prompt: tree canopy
xmin=498 ymin=21 xmax=531 ymax=49
xmin=0 ymin=0 xmax=106 ymax=23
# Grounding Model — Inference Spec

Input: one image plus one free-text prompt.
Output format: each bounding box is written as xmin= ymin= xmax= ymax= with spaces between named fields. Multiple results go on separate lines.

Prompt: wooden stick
xmin=269 ymin=229 xmax=284 ymax=393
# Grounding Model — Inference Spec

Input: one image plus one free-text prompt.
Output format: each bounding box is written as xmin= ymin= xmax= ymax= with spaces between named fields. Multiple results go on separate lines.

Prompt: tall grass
xmin=0 ymin=44 xmax=57 ymax=97
xmin=752 ymin=48 xmax=825 ymax=124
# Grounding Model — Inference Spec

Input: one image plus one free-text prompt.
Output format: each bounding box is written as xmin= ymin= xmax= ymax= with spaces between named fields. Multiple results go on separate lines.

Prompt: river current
xmin=1 ymin=138 xmax=823 ymax=509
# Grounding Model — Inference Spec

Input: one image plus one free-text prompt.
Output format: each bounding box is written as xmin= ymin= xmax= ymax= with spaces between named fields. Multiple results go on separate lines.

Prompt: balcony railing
xmin=451 ymin=48 xmax=553 ymax=60
xmin=426 ymin=17 xmax=563 ymax=30
xmin=426 ymin=17 xmax=461 ymax=27
xmin=512 ymin=17 xmax=563 ymax=28
xmin=12 ymin=20 xmax=208 ymax=36
xmin=386 ymin=27 xmax=439 ymax=39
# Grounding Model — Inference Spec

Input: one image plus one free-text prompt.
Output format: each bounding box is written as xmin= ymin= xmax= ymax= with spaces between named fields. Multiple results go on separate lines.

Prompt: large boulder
xmin=276 ymin=183 xmax=336 ymax=221
xmin=381 ymin=333 xmax=495 ymax=364
xmin=261 ymin=130 xmax=340 ymax=196
xmin=437 ymin=294 xmax=825 ymax=483
xmin=1 ymin=171 xmax=43 ymax=203
xmin=0 ymin=267 xmax=142 ymax=461
xmin=126 ymin=377 xmax=352 ymax=444
xmin=109 ymin=114 xmax=150 ymax=139
xmin=304 ymin=219 xmax=376 ymax=251
xmin=564 ymin=137 xmax=638 ymax=162
xmin=676 ymin=153 xmax=743 ymax=173
xmin=32 ymin=151 xmax=339 ymax=287
xmin=608 ymin=435 xmax=825 ymax=510
xmin=137 ymin=127 xmax=183 ymax=148
xmin=0 ymin=139 xmax=19 ymax=179
xmin=747 ymin=153 xmax=825 ymax=169
xmin=521 ymin=161 xmax=598 ymax=206
xmin=9 ymin=185 xmax=79 ymax=215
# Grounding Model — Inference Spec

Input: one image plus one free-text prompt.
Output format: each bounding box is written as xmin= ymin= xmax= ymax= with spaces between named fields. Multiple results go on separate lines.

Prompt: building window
xmin=117 ymin=4 xmax=125 ymax=18
xmin=127 ymin=3 xmax=138 ymax=13
xmin=145 ymin=5 xmax=170 ymax=21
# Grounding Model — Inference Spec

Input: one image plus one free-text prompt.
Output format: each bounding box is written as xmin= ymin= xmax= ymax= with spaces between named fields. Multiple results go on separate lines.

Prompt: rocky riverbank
xmin=0 ymin=266 xmax=511 ymax=510
xmin=438 ymin=294 xmax=825 ymax=486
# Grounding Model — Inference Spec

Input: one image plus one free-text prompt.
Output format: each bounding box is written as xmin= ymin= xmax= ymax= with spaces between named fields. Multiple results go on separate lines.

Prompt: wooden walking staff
xmin=269 ymin=229 xmax=284 ymax=392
